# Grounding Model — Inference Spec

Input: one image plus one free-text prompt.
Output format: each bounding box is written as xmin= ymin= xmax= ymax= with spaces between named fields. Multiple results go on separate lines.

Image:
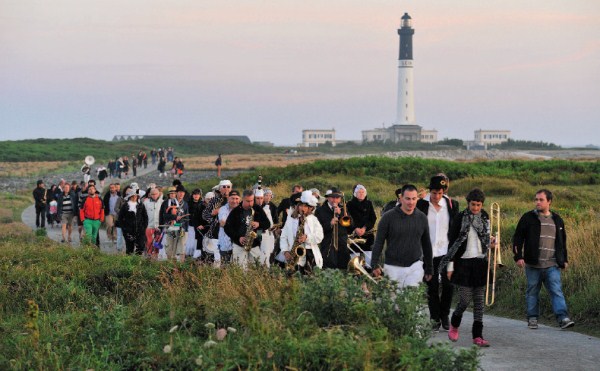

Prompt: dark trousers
xmin=35 ymin=205 xmax=46 ymax=227
xmin=426 ymin=256 xmax=454 ymax=321
xmin=125 ymin=234 xmax=145 ymax=255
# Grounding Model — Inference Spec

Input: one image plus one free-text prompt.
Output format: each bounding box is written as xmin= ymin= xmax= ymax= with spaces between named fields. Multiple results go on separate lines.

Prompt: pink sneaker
xmin=473 ymin=337 xmax=490 ymax=347
xmin=448 ymin=325 xmax=459 ymax=342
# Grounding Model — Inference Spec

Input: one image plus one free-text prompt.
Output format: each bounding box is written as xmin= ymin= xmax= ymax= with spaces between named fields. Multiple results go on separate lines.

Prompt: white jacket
xmin=144 ymin=197 xmax=163 ymax=228
xmin=280 ymin=214 xmax=324 ymax=268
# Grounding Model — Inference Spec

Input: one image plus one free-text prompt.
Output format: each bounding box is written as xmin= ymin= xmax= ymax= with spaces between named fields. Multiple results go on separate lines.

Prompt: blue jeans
xmin=525 ymin=266 xmax=569 ymax=323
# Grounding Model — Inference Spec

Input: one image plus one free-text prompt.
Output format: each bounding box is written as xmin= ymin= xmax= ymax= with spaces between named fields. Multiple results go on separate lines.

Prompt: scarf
xmin=439 ymin=209 xmax=490 ymax=272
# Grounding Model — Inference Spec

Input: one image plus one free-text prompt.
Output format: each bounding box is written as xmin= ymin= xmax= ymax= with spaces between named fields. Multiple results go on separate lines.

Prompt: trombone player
xmin=316 ymin=187 xmax=351 ymax=270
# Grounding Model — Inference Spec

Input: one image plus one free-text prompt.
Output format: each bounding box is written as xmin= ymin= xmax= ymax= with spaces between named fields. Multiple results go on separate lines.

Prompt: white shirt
xmin=461 ymin=226 xmax=485 ymax=259
xmin=427 ymin=199 xmax=450 ymax=257
xmin=280 ymin=214 xmax=324 ymax=268
xmin=218 ymin=204 xmax=233 ymax=251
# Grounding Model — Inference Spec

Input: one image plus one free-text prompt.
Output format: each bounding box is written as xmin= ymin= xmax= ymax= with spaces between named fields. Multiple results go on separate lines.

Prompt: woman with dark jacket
xmin=346 ymin=184 xmax=377 ymax=262
xmin=440 ymin=188 xmax=491 ymax=347
xmin=118 ymin=189 xmax=148 ymax=255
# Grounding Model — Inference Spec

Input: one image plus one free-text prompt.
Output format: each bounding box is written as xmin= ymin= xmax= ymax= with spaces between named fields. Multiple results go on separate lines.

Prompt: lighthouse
xmin=396 ymin=13 xmax=415 ymax=125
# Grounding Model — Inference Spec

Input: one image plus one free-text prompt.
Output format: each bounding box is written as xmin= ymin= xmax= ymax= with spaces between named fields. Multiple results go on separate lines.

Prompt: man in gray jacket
xmin=372 ymin=184 xmax=433 ymax=288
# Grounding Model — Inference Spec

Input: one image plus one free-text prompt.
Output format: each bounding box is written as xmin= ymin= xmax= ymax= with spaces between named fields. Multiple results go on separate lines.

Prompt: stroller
xmin=147 ymin=228 xmax=165 ymax=259
xmin=48 ymin=200 xmax=59 ymax=228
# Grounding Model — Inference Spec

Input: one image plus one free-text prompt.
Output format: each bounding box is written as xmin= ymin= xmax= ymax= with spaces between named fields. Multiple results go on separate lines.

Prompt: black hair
xmin=172 ymin=179 xmax=182 ymax=186
xmin=536 ymin=189 xmax=553 ymax=202
xmin=242 ymin=189 xmax=254 ymax=198
xmin=400 ymin=184 xmax=418 ymax=195
xmin=466 ymin=188 xmax=486 ymax=203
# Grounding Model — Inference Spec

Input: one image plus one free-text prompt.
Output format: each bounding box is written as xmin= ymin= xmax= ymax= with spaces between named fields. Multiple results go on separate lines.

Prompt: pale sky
xmin=1 ymin=1 xmax=599 ymax=146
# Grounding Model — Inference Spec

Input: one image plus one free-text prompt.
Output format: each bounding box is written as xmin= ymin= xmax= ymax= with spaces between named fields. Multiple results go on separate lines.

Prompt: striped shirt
xmin=62 ymin=193 xmax=73 ymax=214
xmin=532 ymin=214 xmax=557 ymax=268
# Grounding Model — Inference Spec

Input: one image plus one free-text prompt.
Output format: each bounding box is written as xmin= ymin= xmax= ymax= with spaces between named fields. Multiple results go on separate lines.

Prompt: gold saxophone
xmin=286 ymin=216 xmax=306 ymax=273
xmin=244 ymin=209 xmax=257 ymax=252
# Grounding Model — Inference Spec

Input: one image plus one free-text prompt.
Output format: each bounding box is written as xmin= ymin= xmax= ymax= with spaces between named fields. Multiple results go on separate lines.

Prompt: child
xmin=440 ymin=188 xmax=491 ymax=347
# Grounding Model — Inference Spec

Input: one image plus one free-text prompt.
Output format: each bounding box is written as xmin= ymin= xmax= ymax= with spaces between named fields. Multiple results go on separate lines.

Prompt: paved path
xmin=430 ymin=313 xmax=600 ymax=370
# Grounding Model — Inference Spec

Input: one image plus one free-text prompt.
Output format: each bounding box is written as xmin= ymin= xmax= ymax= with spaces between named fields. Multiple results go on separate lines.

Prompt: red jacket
xmin=80 ymin=195 xmax=105 ymax=222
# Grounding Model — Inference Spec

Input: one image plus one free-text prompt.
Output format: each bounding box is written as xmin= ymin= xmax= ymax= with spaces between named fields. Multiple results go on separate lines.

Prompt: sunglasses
xmin=221 ymin=185 xmax=231 ymax=188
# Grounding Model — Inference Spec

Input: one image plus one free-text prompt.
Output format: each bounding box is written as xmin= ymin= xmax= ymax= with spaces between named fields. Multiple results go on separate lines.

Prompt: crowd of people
xmin=32 ymin=166 xmax=575 ymax=347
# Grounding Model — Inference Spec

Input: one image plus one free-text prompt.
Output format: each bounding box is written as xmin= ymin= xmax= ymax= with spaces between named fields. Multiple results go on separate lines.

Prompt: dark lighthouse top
xmin=398 ymin=13 xmax=414 ymax=60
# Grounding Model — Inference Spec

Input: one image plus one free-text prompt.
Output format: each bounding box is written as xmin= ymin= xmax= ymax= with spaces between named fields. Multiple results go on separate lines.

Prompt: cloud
xmin=497 ymin=40 xmax=600 ymax=72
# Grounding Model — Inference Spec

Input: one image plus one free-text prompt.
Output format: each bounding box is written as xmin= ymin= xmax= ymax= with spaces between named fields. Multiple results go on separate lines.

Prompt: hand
xmin=355 ymin=227 xmax=366 ymax=237
xmin=251 ymin=221 xmax=259 ymax=229
xmin=563 ymin=262 xmax=569 ymax=270
xmin=284 ymin=251 xmax=292 ymax=262
xmin=447 ymin=271 xmax=453 ymax=280
xmin=372 ymin=267 xmax=382 ymax=277
xmin=516 ymin=259 xmax=525 ymax=268
xmin=297 ymin=234 xmax=307 ymax=243
xmin=239 ymin=237 xmax=246 ymax=245
xmin=424 ymin=274 xmax=432 ymax=282
xmin=331 ymin=217 xmax=338 ymax=226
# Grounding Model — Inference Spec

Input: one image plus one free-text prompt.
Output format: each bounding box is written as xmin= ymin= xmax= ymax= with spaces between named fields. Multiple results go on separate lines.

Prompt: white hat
xmin=218 ymin=179 xmax=232 ymax=187
xmin=205 ymin=192 xmax=215 ymax=200
xmin=212 ymin=185 xmax=219 ymax=191
xmin=130 ymin=182 xmax=140 ymax=190
xmin=300 ymin=190 xmax=318 ymax=207
xmin=309 ymin=188 xmax=321 ymax=200
xmin=124 ymin=188 xmax=137 ymax=200
xmin=254 ymin=189 xmax=264 ymax=197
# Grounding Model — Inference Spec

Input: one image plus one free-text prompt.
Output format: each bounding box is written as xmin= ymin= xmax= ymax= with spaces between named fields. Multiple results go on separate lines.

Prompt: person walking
xmin=371 ymin=184 xmax=433 ymax=288
xmin=440 ymin=188 xmax=491 ymax=347
xmin=513 ymin=189 xmax=574 ymax=330
xmin=417 ymin=175 xmax=459 ymax=331
xmin=118 ymin=189 xmax=148 ymax=255
xmin=215 ymin=154 xmax=222 ymax=178
xmin=56 ymin=183 xmax=77 ymax=243
xmin=79 ymin=184 xmax=104 ymax=246
xmin=32 ymin=179 xmax=47 ymax=228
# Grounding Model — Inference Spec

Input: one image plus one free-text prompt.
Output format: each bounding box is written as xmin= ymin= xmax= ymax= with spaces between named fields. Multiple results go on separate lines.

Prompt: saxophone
xmin=244 ymin=208 xmax=257 ymax=252
xmin=286 ymin=216 xmax=307 ymax=273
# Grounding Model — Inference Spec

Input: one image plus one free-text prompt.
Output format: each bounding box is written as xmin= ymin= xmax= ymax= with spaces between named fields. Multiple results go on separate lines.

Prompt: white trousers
xmin=185 ymin=226 xmax=197 ymax=256
xmin=384 ymin=261 xmax=424 ymax=288
xmin=260 ymin=233 xmax=275 ymax=267
xmin=232 ymin=244 xmax=261 ymax=270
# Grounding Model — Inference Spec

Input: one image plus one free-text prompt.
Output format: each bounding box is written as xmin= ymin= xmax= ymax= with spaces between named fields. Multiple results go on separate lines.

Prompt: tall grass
xmin=0 ymin=238 xmax=480 ymax=369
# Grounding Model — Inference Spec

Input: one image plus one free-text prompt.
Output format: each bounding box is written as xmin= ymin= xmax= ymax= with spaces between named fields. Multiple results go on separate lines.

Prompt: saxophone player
xmin=280 ymin=191 xmax=324 ymax=274
xmin=224 ymin=190 xmax=270 ymax=269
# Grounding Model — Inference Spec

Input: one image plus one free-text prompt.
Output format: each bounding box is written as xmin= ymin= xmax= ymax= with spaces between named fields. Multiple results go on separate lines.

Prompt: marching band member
xmin=346 ymin=184 xmax=377 ymax=266
xmin=280 ymin=190 xmax=324 ymax=273
xmin=224 ymin=190 xmax=270 ymax=269
xmin=255 ymin=188 xmax=278 ymax=267
xmin=417 ymin=175 xmax=459 ymax=332
xmin=217 ymin=190 xmax=241 ymax=264
xmin=202 ymin=180 xmax=233 ymax=264
xmin=315 ymin=187 xmax=351 ymax=270
xmin=277 ymin=184 xmax=303 ymax=226
xmin=160 ymin=186 xmax=189 ymax=262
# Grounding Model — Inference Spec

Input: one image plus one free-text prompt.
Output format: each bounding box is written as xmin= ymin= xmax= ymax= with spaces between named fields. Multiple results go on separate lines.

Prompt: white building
xmin=302 ymin=129 xmax=336 ymax=147
xmin=421 ymin=129 xmax=438 ymax=143
xmin=474 ymin=130 xmax=511 ymax=146
xmin=362 ymin=128 xmax=390 ymax=142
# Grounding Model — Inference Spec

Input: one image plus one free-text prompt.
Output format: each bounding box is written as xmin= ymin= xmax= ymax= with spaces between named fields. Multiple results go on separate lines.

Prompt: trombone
xmin=346 ymin=240 xmax=378 ymax=284
xmin=485 ymin=202 xmax=504 ymax=306
xmin=332 ymin=191 xmax=351 ymax=251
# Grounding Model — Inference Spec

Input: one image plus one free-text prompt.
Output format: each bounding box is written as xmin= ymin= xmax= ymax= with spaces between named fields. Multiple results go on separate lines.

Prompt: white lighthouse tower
xmin=396 ymin=13 xmax=415 ymax=125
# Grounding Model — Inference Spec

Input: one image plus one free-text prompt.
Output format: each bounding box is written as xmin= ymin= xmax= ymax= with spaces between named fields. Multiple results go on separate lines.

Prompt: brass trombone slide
xmin=346 ymin=242 xmax=378 ymax=284
xmin=485 ymin=202 xmax=504 ymax=306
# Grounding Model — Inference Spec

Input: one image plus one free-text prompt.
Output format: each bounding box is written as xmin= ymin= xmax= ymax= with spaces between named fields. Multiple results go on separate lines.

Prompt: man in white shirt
xmin=417 ymin=175 xmax=459 ymax=331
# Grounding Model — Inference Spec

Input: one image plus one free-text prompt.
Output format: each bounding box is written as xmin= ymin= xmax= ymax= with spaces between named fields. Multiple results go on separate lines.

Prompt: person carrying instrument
xmin=202 ymin=180 xmax=233 ymax=264
xmin=160 ymin=186 xmax=189 ymax=262
xmin=280 ymin=190 xmax=324 ymax=274
xmin=255 ymin=188 xmax=278 ymax=267
xmin=217 ymin=190 xmax=241 ymax=264
xmin=440 ymin=188 xmax=491 ymax=347
xmin=224 ymin=189 xmax=270 ymax=269
xmin=417 ymin=175 xmax=459 ymax=332
xmin=315 ymin=187 xmax=351 ymax=270
xmin=346 ymin=184 xmax=377 ymax=266
xmin=513 ymin=189 xmax=574 ymax=330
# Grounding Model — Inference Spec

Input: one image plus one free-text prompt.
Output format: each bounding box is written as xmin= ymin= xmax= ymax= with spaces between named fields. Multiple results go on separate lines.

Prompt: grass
xmin=0 ymin=239 xmax=480 ymax=370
